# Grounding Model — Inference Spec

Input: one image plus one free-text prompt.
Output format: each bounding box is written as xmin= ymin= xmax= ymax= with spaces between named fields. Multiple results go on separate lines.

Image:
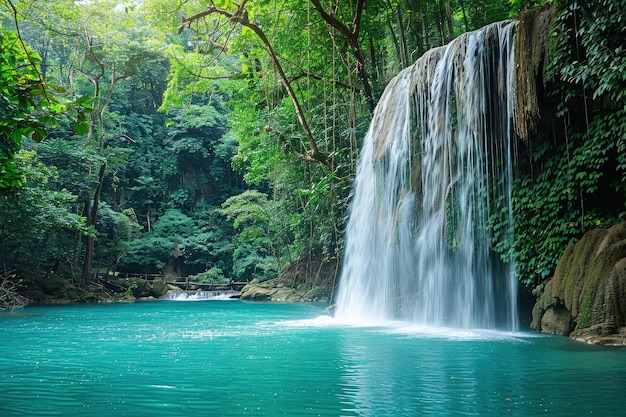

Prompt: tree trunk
xmin=459 ymin=0 xmax=470 ymax=32
xmin=396 ymin=6 xmax=409 ymax=68
xmin=444 ymin=0 xmax=454 ymax=39
xmin=310 ymin=0 xmax=375 ymax=111
xmin=80 ymin=163 xmax=106 ymax=286
xmin=437 ymin=0 xmax=446 ymax=44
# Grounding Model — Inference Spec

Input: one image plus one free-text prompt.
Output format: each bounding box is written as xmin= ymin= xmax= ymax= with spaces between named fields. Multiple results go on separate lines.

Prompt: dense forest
xmin=0 ymin=0 xmax=624 ymax=306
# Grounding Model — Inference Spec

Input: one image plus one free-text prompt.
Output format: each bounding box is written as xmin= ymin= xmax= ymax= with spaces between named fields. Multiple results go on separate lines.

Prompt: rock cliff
xmin=531 ymin=222 xmax=626 ymax=345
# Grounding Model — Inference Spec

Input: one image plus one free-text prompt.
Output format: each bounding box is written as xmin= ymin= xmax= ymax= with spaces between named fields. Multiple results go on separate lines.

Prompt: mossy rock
xmin=240 ymin=281 xmax=329 ymax=303
xmin=239 ymin=255 xmax=337 ymax=303
xmin=532 ymin=222 xmax=626 ymax=341
xmin=151 ymin=279 xmax=169 ymax=298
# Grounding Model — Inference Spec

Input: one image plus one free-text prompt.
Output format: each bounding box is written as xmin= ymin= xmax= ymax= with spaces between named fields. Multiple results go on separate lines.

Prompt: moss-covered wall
xmin=531 ymin=222 xmax=626 ymax=341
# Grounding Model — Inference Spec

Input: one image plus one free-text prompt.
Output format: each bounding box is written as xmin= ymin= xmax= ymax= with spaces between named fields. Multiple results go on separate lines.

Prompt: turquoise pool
xmin=1 ymin=301 xmax=624 ymax=416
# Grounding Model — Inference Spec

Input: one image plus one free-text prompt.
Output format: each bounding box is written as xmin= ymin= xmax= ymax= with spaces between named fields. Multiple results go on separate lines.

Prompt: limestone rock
xmin=109 ymin=277 xmax=169 ymax=299
xmin=239 ymin=279 xmax=329 ymax=302
xmin=239 ymin=255 xmax=337 ymax=303
xmin=569 ymin=325 xmax=626 ymax=346
xmin=539 ymin=304 xmax=573 ymax=336
xmin=151 ymin=278 xmax=169 ymax=297
xmin=531 ymin=222 xmax=626 ymax=343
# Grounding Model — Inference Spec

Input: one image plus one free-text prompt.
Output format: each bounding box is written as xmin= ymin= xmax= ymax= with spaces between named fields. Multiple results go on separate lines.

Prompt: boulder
xmin=239 ymin=255 xmax=337 ymax=303
xmin=240 ymin=278 xmax=330 ymax=302
xmin=538 ymin=303 xmax=574 ymax=336
xmin=108 ymin=277 xmax=170 ymax=299
xmin=150 ymin=278 xmax=170 ymax=298
xmin=531 ymin=222 xmax=626 ymax=344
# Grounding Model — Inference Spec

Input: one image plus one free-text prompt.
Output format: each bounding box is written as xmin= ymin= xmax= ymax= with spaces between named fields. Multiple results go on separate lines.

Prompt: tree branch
xmin=179 ymin=2 xmax=331 ymax=169
xmin=265 ymin=126 xmax=329 ymax=168
xmin=291 ymin=71 xmax=357 ymax=91
xmin=0 ymin=271 xmax=29 ymax=311
xmin=309 ymin=0 xmax=374 ymax=110
xmin=5 ymin=0 xmax=54 ymax=106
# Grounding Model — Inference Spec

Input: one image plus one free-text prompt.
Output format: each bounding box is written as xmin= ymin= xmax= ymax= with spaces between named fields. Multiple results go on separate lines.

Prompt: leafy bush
xmin=189 ymin=268 xmax=228 ymax=284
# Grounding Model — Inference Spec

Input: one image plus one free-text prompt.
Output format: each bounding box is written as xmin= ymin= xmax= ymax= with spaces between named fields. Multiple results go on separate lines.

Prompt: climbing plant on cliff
xmin=507 ymin=0 xmax=626 ymax=286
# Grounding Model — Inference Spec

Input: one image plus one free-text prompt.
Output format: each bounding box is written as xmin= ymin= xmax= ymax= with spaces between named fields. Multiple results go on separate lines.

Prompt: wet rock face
xmin=239 ymin=280 xmax=289 ymax=301
xmin=531 ymin=222 xmax=626 ymax=345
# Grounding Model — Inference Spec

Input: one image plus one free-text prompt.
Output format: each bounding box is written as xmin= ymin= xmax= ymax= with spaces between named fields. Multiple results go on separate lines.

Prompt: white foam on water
xmin=167 ymin=291 xmax=239 ymax=301
xmin=275 ymin=314 xmax=384 ymax=328
xmin=381 ymin=322 xmax=533 ymax=342
xmin=274 ymin=315 xmax=533 ymax=342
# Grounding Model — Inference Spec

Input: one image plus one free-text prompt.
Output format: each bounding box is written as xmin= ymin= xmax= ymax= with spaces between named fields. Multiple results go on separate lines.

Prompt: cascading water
xmin=168 ymin=290 xmax=240 ymax=300
xmin=334 ymin=21 xmax=518 ymax=330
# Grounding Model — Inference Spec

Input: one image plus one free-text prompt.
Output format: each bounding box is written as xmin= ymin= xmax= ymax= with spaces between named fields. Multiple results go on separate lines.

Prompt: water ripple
xmin=1 ymin=302 xmax=625 ymax=416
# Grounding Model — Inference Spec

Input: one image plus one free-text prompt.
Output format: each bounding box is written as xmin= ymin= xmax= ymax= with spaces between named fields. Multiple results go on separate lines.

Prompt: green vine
xmin=490 ymin=0 xmax=626 ymax=286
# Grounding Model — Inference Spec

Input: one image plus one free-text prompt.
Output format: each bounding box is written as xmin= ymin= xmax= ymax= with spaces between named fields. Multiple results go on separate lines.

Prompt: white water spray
xmin=335 ymin=21 xmax=518 ymax=330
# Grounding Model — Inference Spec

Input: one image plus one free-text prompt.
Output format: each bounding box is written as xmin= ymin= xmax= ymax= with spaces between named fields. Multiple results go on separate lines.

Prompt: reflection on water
xmin=1 ymin=302 xmax=625 ymax=416
xmin=330 ymin=322 xmax=626 ymax=416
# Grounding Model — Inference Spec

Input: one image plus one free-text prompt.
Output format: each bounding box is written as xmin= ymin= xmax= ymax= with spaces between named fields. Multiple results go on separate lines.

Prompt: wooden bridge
xmin=166 ymin=280 xmax=249 ymax=291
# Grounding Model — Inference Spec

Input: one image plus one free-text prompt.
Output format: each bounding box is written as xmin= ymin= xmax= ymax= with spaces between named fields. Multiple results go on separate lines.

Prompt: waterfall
xmin=167 ymin=290 xmax=240 ymax=301
xmin=334 ymin=21 xmax=518 ymax=330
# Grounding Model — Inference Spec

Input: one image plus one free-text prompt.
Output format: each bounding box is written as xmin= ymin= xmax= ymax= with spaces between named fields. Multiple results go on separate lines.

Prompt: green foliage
xmin=549 ymin=0 xmax=626 ymax=105
xmin=0 ymin=150 xmax=86 ymax=270
xmin=231 ymin=241 xmax=277 ymax=282
xmin=189 ymin=267 xmax=228 ymax=284
xmin=124 ymin=207 xmax=235 ymax=276
xmin=221 ymin=190 xmax=271 ymax=230
xmin=124 ymin=209 xmax=194 ymax=270
xmin=124 ymin=236 xmax=177 ymax=270
xmin=508 ymin=0 xmax=549 ymax=16
xmin=220 ymin=190 xmax=280 ymax=281
xmin=34 ymin=138 xmax=105 ymax=197
xmin=0 ymin=30 xmax=90 ymax=188
xmin=510 ymin=111 xmax=625 ymax=285
xmin=122 ymin=281 xmax=138 ymax=298
xmin=494 ymin=0 xmax=626 ymax=286
xmin=94 ymin=204 xmax=142 ymax=271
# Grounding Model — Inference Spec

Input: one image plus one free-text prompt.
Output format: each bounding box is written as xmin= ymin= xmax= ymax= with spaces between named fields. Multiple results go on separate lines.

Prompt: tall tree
xmin=11 ymin=0 xmax=168 ymax=285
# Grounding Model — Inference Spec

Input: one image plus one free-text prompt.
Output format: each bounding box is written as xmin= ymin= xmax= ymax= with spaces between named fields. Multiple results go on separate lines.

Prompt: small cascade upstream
xmin=335 ymin=21 xmax=518 ymax=330
xmin=167 ymin=290 xmax=240 ymax=301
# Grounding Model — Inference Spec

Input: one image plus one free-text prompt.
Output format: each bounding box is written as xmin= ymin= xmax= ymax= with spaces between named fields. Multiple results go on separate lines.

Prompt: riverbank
xmin=1 ymin=255 xmax=338 ymax=308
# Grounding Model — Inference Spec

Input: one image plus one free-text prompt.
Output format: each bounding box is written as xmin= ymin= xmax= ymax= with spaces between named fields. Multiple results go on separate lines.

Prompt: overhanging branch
xmin=179 ymin=1 xmax=331 ymax=169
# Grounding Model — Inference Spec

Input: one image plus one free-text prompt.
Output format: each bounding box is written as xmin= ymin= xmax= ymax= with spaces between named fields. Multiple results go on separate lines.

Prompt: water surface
xmin=1 ymin=301 xmax=624 ymax=416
